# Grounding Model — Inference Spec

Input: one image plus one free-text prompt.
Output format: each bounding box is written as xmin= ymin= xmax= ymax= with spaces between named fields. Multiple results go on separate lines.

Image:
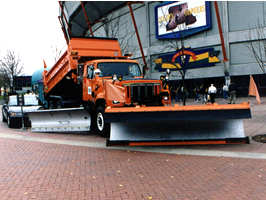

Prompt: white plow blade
xmin=29 ymin=108 xmax=91 ymax=132
xmin=108 ymin=119 xmax=247 ymax=145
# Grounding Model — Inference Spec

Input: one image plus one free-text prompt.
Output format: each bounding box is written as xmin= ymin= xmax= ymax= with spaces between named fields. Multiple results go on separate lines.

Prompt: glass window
xmin=8 ymin=96 xmax=18 ymax=106
xmin=24 ymin=95 xmax=39 ymax=106
xmin=87 ymin=65 xmax=94 ymax=79
xmin=97 ymin=62 xmax=141 ymax=77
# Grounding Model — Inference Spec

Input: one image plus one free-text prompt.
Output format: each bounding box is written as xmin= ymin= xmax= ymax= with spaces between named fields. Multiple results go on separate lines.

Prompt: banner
xmin=154 ymin=47 xmax=220 ymax=72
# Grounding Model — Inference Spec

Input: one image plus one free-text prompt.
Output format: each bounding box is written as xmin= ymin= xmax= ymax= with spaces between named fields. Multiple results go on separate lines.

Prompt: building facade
xmin=61 ymin=1 xmax=266 ymax=95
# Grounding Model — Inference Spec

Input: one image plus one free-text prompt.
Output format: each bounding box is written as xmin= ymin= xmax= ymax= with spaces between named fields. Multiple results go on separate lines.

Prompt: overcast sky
xmin=0 ymin=1 xmax=67 ymax=75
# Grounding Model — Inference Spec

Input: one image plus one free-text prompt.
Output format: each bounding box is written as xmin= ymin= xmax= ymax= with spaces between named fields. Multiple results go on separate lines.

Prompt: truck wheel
xmin=7 ymin=116 xmax=15 ymax=128
xmin=2 ymin=113 xmax=7 ymax=122
xmin=56 ymin=101 xmax=62 ymax=109
xmin=95 ymin=106 xmax=110 ymax=138
xmin=48 ymin=101 xmax=53 ymax=109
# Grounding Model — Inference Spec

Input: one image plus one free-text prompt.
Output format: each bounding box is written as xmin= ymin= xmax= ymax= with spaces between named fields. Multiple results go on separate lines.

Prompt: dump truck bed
xmin=43 ymin=37 xmax=123 ymax=94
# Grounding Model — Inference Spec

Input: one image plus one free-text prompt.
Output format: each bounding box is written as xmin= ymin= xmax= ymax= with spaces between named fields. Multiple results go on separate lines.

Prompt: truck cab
xmin=81 ymin=59 xmax=171 ymax=109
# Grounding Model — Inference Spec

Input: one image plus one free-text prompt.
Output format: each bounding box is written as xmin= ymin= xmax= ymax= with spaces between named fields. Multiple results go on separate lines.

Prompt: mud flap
xmin=106 ymin=119 xmax=249 ymax=146
xmin=29 ymin=108 xmax=91 ymax=132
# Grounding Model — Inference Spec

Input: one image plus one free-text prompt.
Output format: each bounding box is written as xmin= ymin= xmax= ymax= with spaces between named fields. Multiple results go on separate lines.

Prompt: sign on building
xmin=154 ymin=48 xmax=220 ymax=72
xmin=155 ymin=1 xmax=211 ymax=39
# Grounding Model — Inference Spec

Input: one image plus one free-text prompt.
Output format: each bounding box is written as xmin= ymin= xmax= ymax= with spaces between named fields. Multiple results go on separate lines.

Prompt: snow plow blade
xmin=105 ymin=102 xmax=251 ymax=146
xmin=29 ymin=108 xmax=91 ymax=132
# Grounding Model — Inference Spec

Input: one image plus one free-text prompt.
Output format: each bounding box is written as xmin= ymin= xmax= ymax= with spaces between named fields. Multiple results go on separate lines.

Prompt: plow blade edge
xmin=29 ymin=108 xmax=91 ymax=132
xmin=105 ymin=103 xmax=251 ymax=146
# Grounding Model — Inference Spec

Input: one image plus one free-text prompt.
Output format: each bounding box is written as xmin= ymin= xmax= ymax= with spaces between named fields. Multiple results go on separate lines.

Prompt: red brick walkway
xmin=0 ymin=97 xmax=266 ymax=199
xmin=0 ymin=138 xmax=266 ymax=200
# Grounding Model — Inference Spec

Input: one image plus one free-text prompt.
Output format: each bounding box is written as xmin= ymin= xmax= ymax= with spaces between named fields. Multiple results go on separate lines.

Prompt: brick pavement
xmin=0 ymin=97 xmax=266 ymax=199
xmin=0 ymin=138 xmax=266 ymax=200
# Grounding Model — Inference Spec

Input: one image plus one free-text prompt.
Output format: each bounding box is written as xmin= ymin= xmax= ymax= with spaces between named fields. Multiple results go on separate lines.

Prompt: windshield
xmin=97 ymin=62 xmax=141 ymax=77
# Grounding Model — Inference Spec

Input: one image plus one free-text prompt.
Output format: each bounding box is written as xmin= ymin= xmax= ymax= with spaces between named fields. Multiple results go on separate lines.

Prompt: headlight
xmin=118 ymin=75 xmax=123 ymax=81
xmin=163 ymin=96 xmax=168 ymax=101
xmin=9 ymin=112 xmax=17 ymax=117
xmin=9 ymin=112 xmax=22 ymax=117
xmin=112 ymin=100 xmax=120 ymax=104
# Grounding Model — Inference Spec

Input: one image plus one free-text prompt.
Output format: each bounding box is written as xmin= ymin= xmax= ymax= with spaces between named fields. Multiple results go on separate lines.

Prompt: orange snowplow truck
xmin=42 ymin=37 xmax=171 ymax=136
xmin=30 ymin=37 xmax=251 ymax=146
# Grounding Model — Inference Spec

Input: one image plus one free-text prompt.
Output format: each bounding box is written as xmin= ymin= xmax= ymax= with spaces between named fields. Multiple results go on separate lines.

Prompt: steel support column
xmin=80 ymin=2 xmax=94 ymax=37
xmin=58 ymin=2 xmax=71 ymax=41
xmin=128 ymin=3 xmax=148 ymax=76
xmin=58 ymin=16 xmax=69 ymax=44
xmin=214 ymin=1 xmax=230 ymax=85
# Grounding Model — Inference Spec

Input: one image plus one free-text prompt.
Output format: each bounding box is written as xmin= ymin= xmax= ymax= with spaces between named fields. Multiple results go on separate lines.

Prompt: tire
xmin=2 ymin=113 xmax=7 ymax=122
xmin=56 ymin=101 xmax=62 ymax=109
xmin=48 ymin=101 xmax=53 ymax=109
xmin=7 ymin=116 xmax=15 ymax=128
xmin=7 ymin=116 xmax=22 ymax=129
xmin=95 ymin=106 xmax=110 ymax=138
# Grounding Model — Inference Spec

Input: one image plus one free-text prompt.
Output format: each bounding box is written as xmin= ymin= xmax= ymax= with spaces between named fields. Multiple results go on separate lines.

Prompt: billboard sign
xmin=155 ymin=1 xmax=211 ymax=39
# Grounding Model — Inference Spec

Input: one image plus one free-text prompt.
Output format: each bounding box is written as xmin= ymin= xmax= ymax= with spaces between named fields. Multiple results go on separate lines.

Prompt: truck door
xmin=83 ymin=64 xmax=95 ymax=102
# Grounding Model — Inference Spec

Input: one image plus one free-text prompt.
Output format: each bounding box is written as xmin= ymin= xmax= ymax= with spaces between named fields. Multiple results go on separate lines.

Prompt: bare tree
xmin=102 ymin=12 xmax=138 ymax=55
xmin=0 ymin=50 xmax=24 ymax=93
xmin=158 ymin=6 xmax=190 ymax=105
xmin=248 ymin=23 xmax=266 ymax=73
xmin=51 ymin=45 xmax=65 ymax=63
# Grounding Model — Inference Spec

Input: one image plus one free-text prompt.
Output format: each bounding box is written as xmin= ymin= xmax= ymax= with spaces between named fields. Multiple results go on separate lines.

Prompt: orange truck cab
xmin=82 ymin=59 xmax=170 ymax=107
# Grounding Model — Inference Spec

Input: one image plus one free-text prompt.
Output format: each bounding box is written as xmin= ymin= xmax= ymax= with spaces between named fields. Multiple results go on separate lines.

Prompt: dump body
xmin=43 ymin=37 xmax=123 ymax=96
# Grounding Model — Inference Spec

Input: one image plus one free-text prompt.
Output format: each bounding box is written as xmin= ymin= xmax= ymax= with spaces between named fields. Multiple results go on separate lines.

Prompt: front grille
xmin=127 ymin=84 xmax=160 ymax=105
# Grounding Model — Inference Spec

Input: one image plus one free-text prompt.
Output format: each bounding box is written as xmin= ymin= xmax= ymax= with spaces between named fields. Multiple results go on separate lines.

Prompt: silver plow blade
xmin=29 ymin=108 xmax=91 ymax=132
xmin=107 ymin=119 xmax=249 ymax=146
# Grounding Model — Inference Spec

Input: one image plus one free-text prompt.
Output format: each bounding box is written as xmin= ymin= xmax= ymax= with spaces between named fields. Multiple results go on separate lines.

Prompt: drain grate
xmin=252 ymin=134 xmax=266 ymax=143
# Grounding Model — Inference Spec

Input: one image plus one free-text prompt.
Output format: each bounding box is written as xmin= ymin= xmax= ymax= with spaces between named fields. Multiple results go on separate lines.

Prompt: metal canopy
xmin=59 ymin=1 xmax=147 ymax=74
xmin=60 ymin=1 xmax=127 ymax=38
